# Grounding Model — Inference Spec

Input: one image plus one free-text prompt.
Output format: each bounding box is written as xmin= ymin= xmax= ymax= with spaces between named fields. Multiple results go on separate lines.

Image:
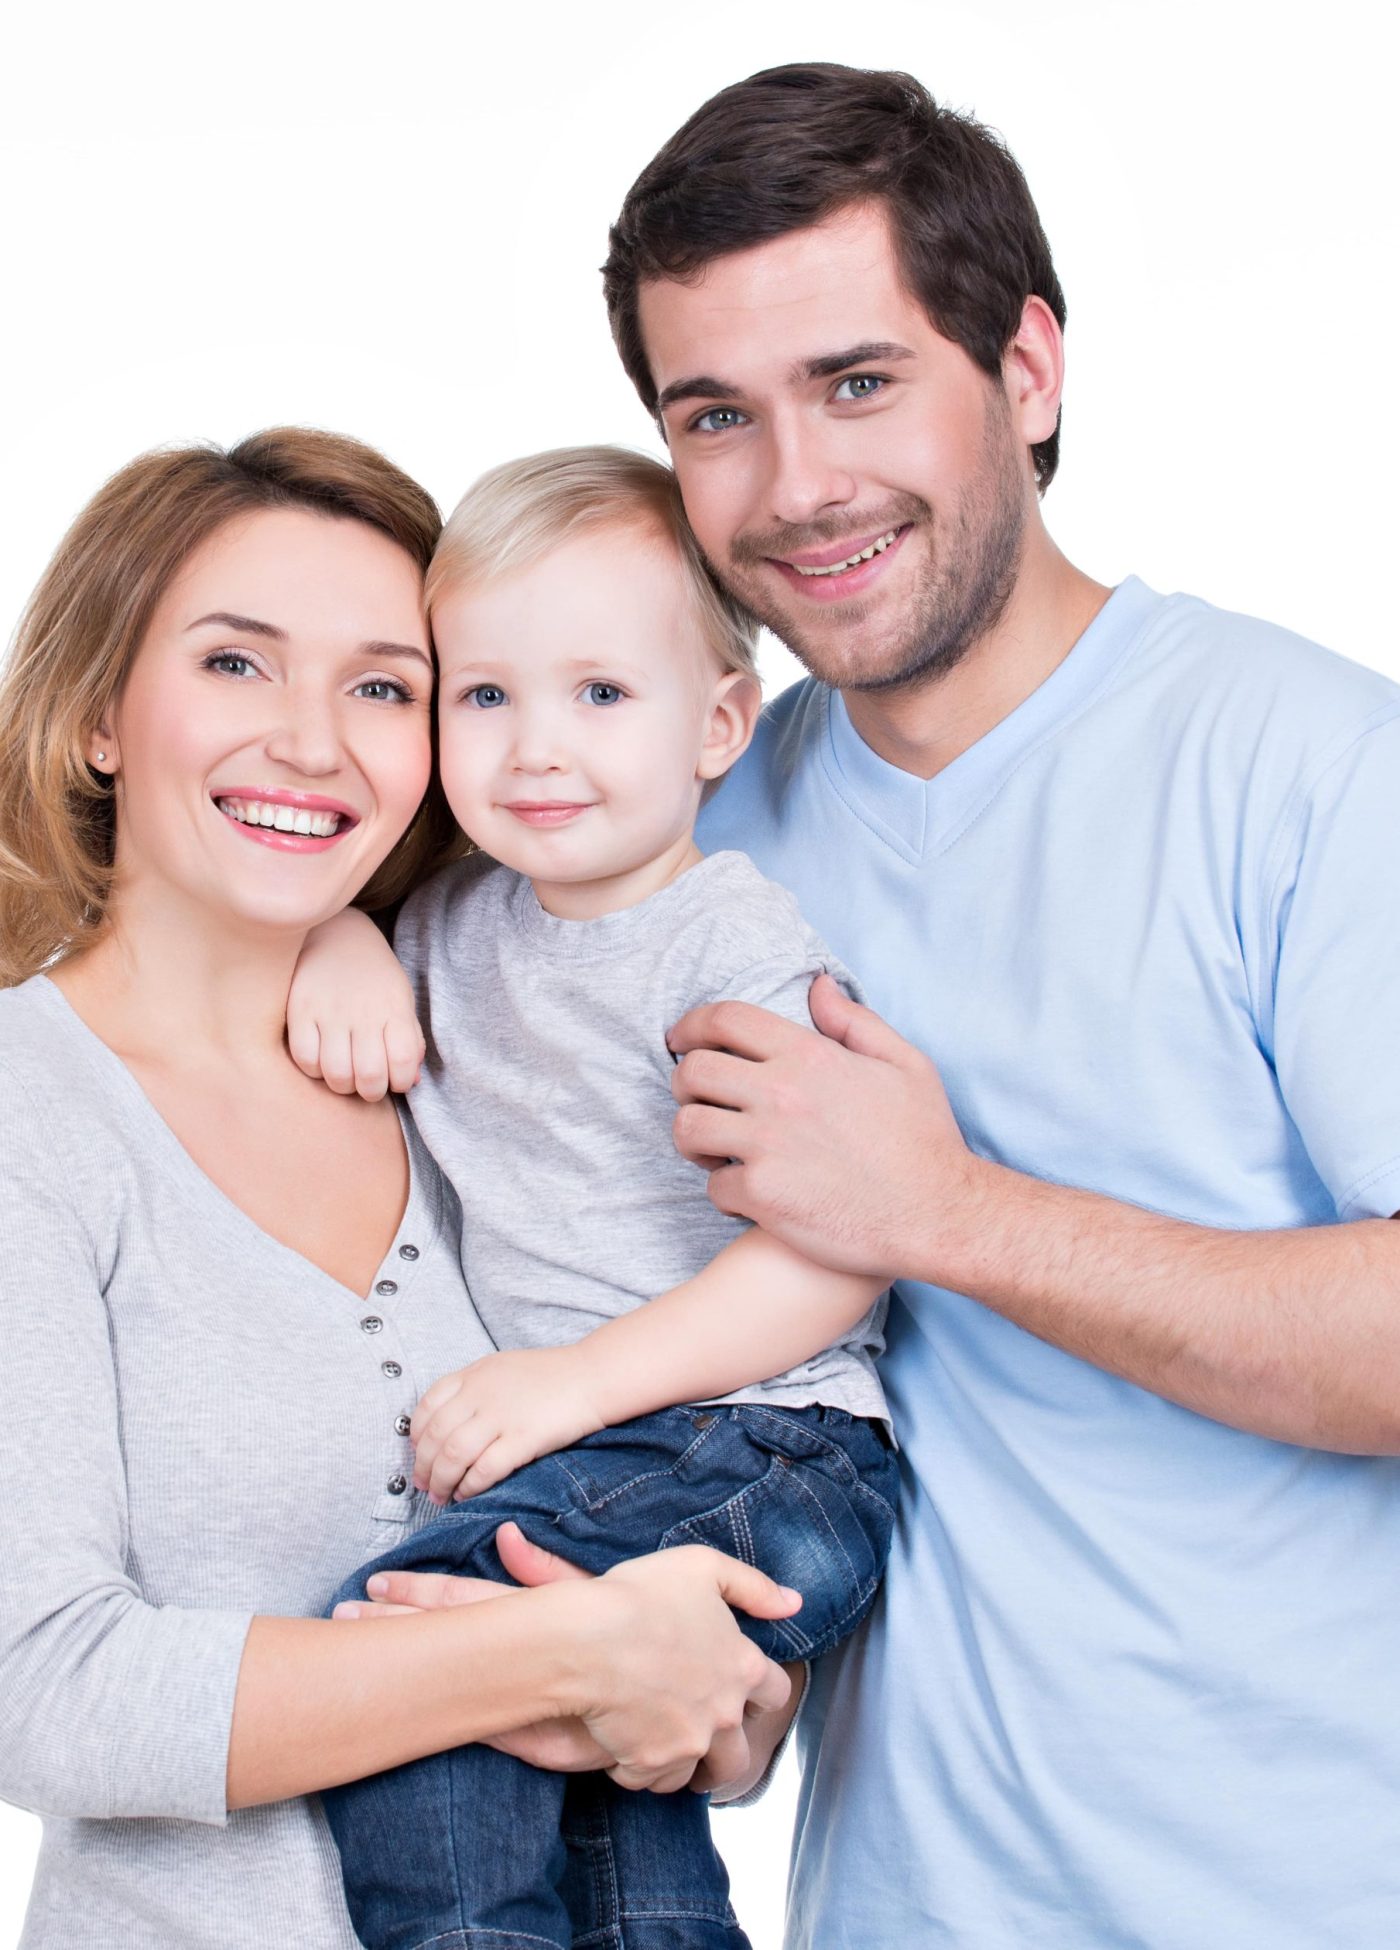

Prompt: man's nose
xmin=762 ymin=410 xmax=859 ymax=528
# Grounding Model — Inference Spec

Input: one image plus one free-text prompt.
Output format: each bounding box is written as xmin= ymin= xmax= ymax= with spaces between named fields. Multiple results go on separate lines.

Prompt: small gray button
xmin=375 ymin=1279 xmax=398 ymax=1297
xmin=398 ymin=1243 xmax=420 ymax=1261
xmin=381 ymin=1360 xmax=402 ymax=1378
xmin=395 ymin=1413 xmax=411 ymax=1437
xmin=360 ymin=1315 xmax=383 ymax=1335
xmin=387 ymin=1475 xmax=408 ymax=1496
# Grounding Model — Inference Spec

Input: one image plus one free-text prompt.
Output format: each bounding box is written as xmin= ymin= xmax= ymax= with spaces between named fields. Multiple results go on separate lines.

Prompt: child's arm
xmin=412 ymin=1232 xmax=884 ymax=1502
xmin=286 ymin=908 xmax=424 ymax=1101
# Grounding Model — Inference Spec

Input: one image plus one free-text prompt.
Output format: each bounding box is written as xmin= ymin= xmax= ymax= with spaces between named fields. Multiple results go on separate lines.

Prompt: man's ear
xmin=698 ymin=672 xmax=762 ymax=782
xmin=1003 ymin=294 xmax=1064 ymax=455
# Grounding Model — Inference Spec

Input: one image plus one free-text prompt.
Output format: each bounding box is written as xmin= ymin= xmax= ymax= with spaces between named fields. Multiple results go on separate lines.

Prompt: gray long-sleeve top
xmin=0 ymin=977 xmax=495 ymax=1948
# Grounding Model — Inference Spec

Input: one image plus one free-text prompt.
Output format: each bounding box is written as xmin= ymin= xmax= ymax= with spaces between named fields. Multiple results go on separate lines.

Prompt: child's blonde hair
xmin=426 ymin=446 xmax=759 ymax=682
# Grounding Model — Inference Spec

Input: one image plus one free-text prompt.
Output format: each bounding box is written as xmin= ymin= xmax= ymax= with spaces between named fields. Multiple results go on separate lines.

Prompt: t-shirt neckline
xmin=820 ymin=575 xmax=1162 ymax=861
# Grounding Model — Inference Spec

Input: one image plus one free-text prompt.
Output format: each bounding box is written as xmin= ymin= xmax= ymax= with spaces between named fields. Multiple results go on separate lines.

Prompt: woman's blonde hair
xmin=426 ymin=445 xmax=759 ymax=680
xmin=0 ymin=428 xmax=463 ymax=988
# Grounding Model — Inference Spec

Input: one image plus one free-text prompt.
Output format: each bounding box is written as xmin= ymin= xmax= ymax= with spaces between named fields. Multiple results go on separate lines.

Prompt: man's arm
xmin=668 ymin=976 xmax=1400 ymax=1455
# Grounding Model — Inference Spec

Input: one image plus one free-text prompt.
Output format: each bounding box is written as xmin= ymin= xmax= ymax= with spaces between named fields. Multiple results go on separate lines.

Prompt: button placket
xmin=367 ymin=1225 xmax=426 ymax=1522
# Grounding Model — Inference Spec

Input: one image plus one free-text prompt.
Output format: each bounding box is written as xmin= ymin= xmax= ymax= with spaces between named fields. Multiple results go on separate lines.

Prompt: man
xmin=602 ymin=61 xmax=1400 ymax=1948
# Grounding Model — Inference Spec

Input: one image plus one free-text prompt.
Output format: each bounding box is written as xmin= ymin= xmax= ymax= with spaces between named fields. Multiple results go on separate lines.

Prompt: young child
xmin=292 ymin=447 xmax=896 ymax=1950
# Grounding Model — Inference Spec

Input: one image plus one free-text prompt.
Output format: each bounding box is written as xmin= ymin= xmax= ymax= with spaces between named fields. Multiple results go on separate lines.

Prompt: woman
xmin=0 ymin=430 xmax=793 ymax=1948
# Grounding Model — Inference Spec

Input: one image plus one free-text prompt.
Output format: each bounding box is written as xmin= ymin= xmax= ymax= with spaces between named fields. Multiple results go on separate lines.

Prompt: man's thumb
xmin=809 ymin=973 xmax=919 ymax=1067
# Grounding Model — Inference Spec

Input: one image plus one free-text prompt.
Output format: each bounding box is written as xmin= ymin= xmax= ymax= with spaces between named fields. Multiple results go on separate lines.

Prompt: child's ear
xmin=697 ymin=673 xmax=762 ymax=782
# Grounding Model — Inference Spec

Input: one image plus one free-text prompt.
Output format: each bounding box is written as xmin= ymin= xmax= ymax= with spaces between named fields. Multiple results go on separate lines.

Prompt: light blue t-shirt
xmin=697 ymin=577 xmax=1400 ymax=1950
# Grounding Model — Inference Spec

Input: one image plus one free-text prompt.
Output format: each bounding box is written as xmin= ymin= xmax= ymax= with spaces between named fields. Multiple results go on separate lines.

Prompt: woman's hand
xmin=350 ymin=1524 xmax=799 ymax=1792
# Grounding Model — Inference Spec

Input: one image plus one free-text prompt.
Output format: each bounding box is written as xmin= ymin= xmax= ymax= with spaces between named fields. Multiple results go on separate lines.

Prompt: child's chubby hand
xmin=286 ymin=908 xmax=425 ymax=1102
xmin=411 ymin=1346 xmax=611 ymax=1502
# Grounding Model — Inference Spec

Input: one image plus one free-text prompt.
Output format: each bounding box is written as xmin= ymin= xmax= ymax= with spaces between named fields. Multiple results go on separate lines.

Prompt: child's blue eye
xmin=466 ymin=685 xmax=507 ymax=709
xmin=584 ymin=683 xmax=625 ymax=707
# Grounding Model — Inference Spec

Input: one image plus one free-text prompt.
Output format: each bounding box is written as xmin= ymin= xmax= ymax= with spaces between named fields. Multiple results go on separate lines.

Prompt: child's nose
xmin=508 ymin=709 xmax=568 ymax=775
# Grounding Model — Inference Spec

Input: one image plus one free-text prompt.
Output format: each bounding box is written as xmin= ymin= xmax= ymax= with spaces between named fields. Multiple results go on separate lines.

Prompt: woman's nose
xmin=262 ymin=695 xmax=344 ymax=775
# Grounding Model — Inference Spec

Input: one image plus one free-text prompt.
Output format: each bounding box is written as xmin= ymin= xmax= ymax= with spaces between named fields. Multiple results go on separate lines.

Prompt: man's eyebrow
xmin=654 ymin=342 xmax=917 ymax=415
xmin=797 ymin=341 xmax=917 ymax=381
xmin=187 ymin=613 xmax=430 ymax=670
xmin=654 ymin=374 xmax=742 ymax=414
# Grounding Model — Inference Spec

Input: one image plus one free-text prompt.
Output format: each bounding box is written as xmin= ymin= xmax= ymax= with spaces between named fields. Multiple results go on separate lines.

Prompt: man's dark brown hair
xmin=604 ymin=62 xmax=1067 ymax=490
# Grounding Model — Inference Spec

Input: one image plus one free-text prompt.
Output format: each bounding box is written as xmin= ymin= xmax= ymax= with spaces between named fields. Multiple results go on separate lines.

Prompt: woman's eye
xmin=205 ymin=652 xmax=257 ymax=678
xmin=692 ymin=405 xmax=748 ymax=434
xmin=354 ymin=678 xmax=413 ymax=704
xmin=833 ymin=374 xmax=886 ymax=402
xmin=466 ymin=685 xmax=507 ymax=709
xmin=583 ymin=682 xmax=625 ymax=707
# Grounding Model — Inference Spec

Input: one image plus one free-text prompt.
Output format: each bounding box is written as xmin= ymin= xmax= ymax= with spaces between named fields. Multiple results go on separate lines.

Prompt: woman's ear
xmin=87 ymin=721 xmax=119 ymax=774
xmin=697 ymin=672 xmax=762 ymax=782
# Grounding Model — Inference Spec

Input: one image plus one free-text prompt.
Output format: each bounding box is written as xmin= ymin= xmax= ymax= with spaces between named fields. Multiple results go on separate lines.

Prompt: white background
xmin=0 ymin=1 xmax=1394 ymax=1942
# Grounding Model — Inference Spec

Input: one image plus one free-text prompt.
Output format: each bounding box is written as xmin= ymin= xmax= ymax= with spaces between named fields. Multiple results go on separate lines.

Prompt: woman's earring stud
xmin=95 ymin=751 xmax=107 ymax=763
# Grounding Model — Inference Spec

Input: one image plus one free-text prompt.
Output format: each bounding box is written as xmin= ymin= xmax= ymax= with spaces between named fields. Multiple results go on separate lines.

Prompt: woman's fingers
xmin=330 ymin=1599 xmax=422 ymax=1618
xmin=494 ymin=1521 xmax=592 ymax=1586
xmin=688 ymin=1722 xmax=751 ymax=1794
xmin=701 ymin=1550 xmax=802 ymax=1624
xmin=361 ymin=1569 xmax=512 ymax=1609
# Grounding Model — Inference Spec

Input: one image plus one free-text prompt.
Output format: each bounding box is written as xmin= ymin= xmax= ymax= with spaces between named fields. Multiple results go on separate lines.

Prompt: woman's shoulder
xmin=0 ymin=976 xmax=123 ymax=1147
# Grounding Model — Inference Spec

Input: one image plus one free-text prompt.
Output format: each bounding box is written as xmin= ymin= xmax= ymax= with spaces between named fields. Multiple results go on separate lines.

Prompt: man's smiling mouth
xmin=789 ymin=529 xmax=902 ymax=578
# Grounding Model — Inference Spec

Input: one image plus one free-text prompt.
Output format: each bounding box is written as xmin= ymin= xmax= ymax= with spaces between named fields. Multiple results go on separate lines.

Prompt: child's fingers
xmin=411 ymin=1372 xmax=466 ymax=1443
xmin=286 ymin=1016 xmax=324 ymax=1080
xmin=348 ymin=1023 xmax=390 ymax=1103
xmin=426 ymin=1418 xmax=495 ymax=1504
xmin=385 ymin=1019 xmax=426 ymax=1095
xmin=455 ymin=1433 xmax=526 ymax=1500
xmin=317 ymin=1026 xmax=358 ymax=1096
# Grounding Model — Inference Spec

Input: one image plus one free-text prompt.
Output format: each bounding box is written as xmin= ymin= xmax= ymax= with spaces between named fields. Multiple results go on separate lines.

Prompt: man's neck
xmin=842 ymin=538 xmax=1111 ymax=781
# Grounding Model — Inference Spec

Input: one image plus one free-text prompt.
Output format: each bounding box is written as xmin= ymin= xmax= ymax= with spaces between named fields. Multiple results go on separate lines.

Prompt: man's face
xmin=640 ymin=200 xmax=1034 ymax=692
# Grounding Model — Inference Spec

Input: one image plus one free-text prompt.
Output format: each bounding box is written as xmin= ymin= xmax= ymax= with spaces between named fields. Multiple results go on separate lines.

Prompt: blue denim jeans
xmin=322 ymin=1403 xmax=898 ymax=1950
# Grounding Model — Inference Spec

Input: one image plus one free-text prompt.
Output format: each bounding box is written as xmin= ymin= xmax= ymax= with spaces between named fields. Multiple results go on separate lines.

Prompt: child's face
xmin=433 ymin=521 xmax=754 ymax=913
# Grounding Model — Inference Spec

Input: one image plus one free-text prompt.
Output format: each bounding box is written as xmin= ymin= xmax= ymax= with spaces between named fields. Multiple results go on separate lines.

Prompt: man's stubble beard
xmin=718 ymin=388 xmax=1029 ymax=697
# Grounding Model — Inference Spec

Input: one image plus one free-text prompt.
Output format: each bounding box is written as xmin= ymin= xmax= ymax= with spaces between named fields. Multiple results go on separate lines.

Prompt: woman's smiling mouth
xmin=214 ymin=790 xmax=359 ymax=849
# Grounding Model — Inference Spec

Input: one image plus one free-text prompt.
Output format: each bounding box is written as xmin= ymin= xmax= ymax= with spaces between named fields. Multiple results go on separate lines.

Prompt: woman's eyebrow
xmin=186 ymin=612 xmax=430 ymax=669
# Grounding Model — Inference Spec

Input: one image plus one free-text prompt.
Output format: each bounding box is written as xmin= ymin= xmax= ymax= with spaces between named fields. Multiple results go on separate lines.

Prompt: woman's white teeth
xmin=218 ymin=798 xmax=342 ymax=837
xmin=793 ymin=529 xmax=899 ymax=577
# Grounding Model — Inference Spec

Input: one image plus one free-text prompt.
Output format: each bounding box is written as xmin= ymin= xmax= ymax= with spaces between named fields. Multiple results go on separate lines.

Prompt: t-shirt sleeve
xmin=1266 ymin=714 xmax=1400 ymax=1220
xmin=0 ymin=1069 xmax=252 ymax=1823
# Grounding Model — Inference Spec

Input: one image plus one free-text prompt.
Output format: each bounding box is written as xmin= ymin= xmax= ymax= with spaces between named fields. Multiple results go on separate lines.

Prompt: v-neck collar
xmin=33 ymin=974 xmax=442 ymax=1306
xmin=819 ymin=576 xmax=1161 ymax=862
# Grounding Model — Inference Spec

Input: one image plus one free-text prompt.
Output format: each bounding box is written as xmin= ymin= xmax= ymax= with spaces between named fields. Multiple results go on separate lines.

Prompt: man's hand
xmin=669 ymin=972 xmax=973 ymax=1283
xmin=411 ymin=1347 xmax=609 ymax=1502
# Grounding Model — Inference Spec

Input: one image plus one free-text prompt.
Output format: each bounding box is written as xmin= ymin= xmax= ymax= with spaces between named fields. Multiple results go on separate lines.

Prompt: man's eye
xmin=692 ymin=406 xmax=748 ymax=434
xmin=466 ymin=685 xmax=507 ymax=709
xmin=833 ymin=374 xmax=886 ymax=402
xmin=584 ymin=682 xmax=625 ymax=707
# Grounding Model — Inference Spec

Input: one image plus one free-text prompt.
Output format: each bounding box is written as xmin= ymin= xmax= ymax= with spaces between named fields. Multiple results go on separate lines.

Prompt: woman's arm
xmin=228 ymin=1546 xmax=797 ymax=1805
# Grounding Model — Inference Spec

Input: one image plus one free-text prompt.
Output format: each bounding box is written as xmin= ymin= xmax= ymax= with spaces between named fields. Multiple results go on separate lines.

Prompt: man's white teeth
xmin=217 ymin=798 xmax=342 ymax=837
xmin=792 ymin=529 xmax=899 ymax=577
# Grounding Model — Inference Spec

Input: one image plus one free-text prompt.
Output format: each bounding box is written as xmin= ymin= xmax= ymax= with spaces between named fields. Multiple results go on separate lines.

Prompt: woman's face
xmin=100 ymin=507 xmax=433 ymax=938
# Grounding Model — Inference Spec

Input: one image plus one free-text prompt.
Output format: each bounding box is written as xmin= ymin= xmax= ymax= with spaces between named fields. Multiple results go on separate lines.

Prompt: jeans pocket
xmin=660 ymin=1443 xmax=893 ymax=1660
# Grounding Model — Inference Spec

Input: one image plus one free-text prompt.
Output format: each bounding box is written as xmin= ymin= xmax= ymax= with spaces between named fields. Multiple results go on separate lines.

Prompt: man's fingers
xmin=667 ymin=1000 xmax=805 ymax=1062
xmin=495 ymin=1521 xmax=593 ymax=1586
xmin=672 ymin=1102 xmax=747 ymax=1167
xmin=704 ymin=1162 xmax=751 ymax=1219
xmin=808 ymin=973 xmax=926 ymax=1070
xmin=670 ymin=1047 xmax=762 ymax=1110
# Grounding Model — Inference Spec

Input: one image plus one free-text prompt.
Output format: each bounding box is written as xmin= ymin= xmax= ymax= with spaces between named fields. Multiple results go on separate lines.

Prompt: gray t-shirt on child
xmin=397 ymin=848 xmax=888 ymax=1423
